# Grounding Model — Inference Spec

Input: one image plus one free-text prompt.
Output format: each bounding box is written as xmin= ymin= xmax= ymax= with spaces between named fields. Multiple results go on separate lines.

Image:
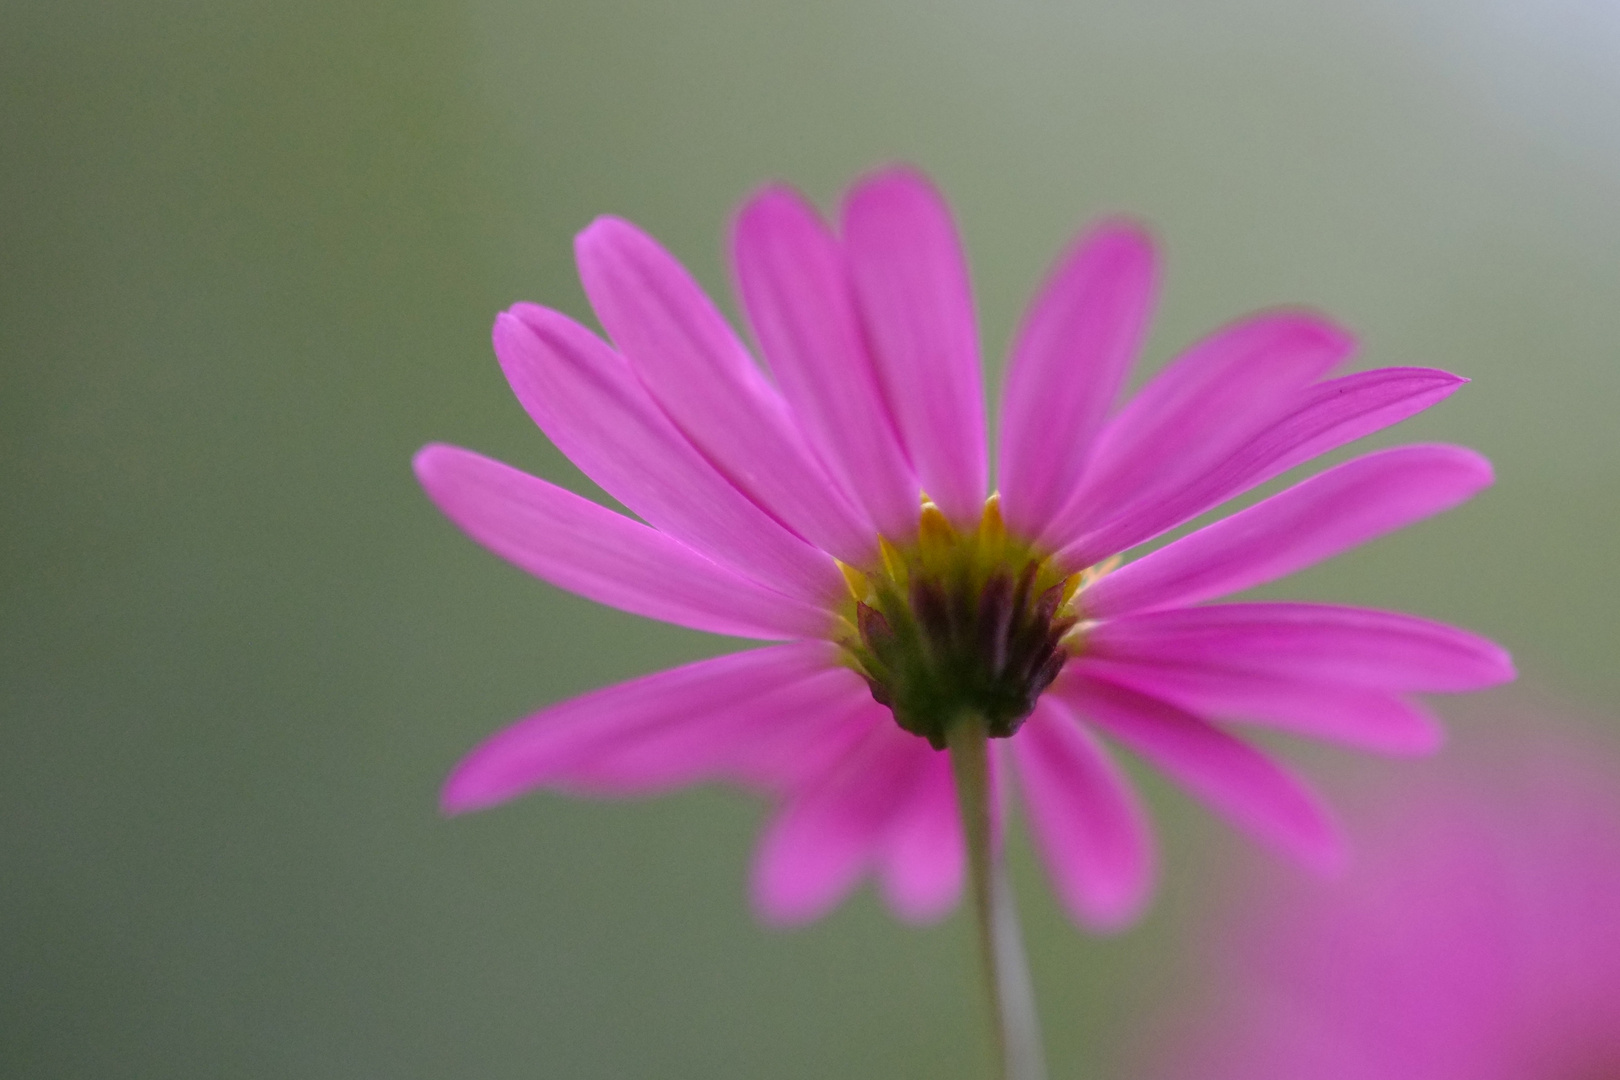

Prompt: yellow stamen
xmin=839 ymin=492 xmax=1083 ymax=746
xmin=977 ymin=494 xmax=1007 ymax=568
xmin=917 ymin=501 xmax=956 ymax=571
xmin=837 ymin=561 xmax=872 ymax=603
xmin=1059 ymin=571 xmax=1084 ymax=609
xmin=878 ymin=535 xmax=909 ymax=589
xmin=828 ymin=612 xmax=862 ymax=642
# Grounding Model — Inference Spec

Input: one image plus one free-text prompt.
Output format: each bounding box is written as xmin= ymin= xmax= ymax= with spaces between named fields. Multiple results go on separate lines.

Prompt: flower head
xmin=415 ymin=165 xmax=1513 ymax=929
xmin=1150 ymin=718 xmax=1620 ymax=1080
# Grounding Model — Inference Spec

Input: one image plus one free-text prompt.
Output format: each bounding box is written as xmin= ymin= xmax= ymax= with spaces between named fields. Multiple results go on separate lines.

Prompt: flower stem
xmin=948 ymin=718 xmax=1047 ymax=1080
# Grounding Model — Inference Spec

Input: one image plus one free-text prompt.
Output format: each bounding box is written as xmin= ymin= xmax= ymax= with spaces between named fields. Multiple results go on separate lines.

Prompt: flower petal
xmin=493 ymin=306 xmax=842 ymax=605
xmin=575 ymin=217 xmax=876 ymax=562
xmin=842 ymin=166 xmax=988 ymax=526
xmin=559 ymin=667 xmax=876 ymax=795
xmin=1056 ymin=672 xmax=1344 ymax=871
xmin=1061 ymin=367 xmax=1469 ymax=565
xmin=876 ymin=749 xmax=964 ymax=924
xmin=723 ymin=692 xmax=887 ymax=793
xmin=998 ymin=220 xmax=1158 ymax=539
xmin=1011 ymin=697 xmax=1156 ymax=930
xmin=1087 ymin=603 xmax=1516 ymax=693
xmin=1082 ymin=444 xmax=1493 ymax=617
xmin=440 ymin=642 xmax=841 ymax=813
xmin=751 ymin=722 xmax=932 ymax=925
xmin=731 ymin=185 xmax=921 ymax=540
xmin=1043 ymin=311 xmax=1354 ymax=552
xmin=415 ymin=444 xmax=833 ymax=640
xmin=1075 ymin=656 xmax=1445 ymax=755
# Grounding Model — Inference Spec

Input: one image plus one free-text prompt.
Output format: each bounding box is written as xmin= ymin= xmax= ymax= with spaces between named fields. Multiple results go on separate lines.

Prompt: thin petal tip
xmin=1079 ymin=908 xmax=1146 ymax=936
xmin=1397 ymin=365 xmax=1469 ymax=386
xmin=491 ymin=305 xmax=547 ymax=352
xmin=411 ymin=441 xmax=454 ymax=480
xmin=1083 ymin=215 xmax=1159 ymax=256
xmin=573 ymin=213 xmax=634 ymax=249
xmin=749 ymin=884 xmax=835 ymax=929
xmin=412 ymin=444 xmax=487 ymax=509
xmin=438 ymin=776 xmax=495 ymax=817
xmin=1387 ymin=714 xmax=1449 ymax=757
xmin=1440 ymin=442 xmax=1495 ymax=477
xmin=1073 ymin=881 xmax=1157 ymax=934
xmin=730 ymin=182 xmax=826 ymax=256
xmin=437 ymin=795 xmax=474 ymax=818
xmin=883 ymin=892 xmax=960 ymax=926
xmin=737 ymin=181 xmax=813 ymax=220
xmin=844 ymin=163 xmax=947 ymax=218
xmin=1289 ymin=308 xmax=1358 ymax=349
xmin=1227 ymin=306 xmax=1359 ymax=362
xmin=498 ymin=300 xmax=548 ymax=326
xmin=1054 ymin=833 xmax=1159 ymax=933
xmin=855 ymin=160 xmax=933 ymax=189
xmin=439 ymin=745 xmax=534 ymax=817
xmin=575 ymin=216 xmax=669 ymax=285
xmin=1386 ymin=441 xmax=1497 ymax=489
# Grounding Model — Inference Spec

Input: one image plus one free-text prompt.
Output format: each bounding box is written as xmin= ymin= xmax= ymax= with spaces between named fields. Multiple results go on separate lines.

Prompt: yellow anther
xmin=841 ymin=492 xmax=1085 ymax=744
xmin=829 ymin=612 xmax=862 ymax=643
xmin=837 ymin=561 xmax=872 ymax=603
xmin=977 ymin=494 xmax=1007 ymax=567
xmin=917 ymin=501 xmax=955 ymax=560
xmin=878 ymin=535 xmax=910 ymax=588
xmin=1059 ymin=571 xmax=1084 ymax=609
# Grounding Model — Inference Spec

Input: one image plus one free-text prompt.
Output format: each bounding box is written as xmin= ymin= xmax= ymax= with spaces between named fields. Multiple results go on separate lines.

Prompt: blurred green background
xmin=5 ymin=0 xmax=1619 ymax=1076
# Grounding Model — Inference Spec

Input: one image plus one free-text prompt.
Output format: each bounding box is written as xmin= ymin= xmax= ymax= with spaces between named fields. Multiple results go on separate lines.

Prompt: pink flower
xmin=1151 ymin=719 xmax=1620 ymax=1080
xmin=414 ymin=165 xmax=1513 ymax=931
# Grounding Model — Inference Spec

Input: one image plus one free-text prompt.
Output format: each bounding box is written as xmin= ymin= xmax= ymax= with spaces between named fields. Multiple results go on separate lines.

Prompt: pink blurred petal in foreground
xmin=1150 ymin=715 xmax=1620 ymax=1080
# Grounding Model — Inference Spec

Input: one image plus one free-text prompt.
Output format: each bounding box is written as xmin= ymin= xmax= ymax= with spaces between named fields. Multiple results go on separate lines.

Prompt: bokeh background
xmin=6 ymin=1 xmax=1620 ymax=1076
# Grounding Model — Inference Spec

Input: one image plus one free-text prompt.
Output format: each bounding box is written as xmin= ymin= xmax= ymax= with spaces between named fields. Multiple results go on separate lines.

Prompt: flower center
xmin=836 ymin=496 xmax=1087 ymax=750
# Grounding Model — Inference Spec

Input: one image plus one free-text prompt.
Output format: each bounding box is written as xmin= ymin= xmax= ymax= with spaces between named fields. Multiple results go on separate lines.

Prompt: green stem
xmin=948 ymin=718 xmax=1047 ymax=1080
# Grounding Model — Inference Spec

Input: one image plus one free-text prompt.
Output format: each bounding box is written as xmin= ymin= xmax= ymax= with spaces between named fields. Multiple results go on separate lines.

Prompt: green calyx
xmin=837 ymin=496 xmax=1084 ymax=750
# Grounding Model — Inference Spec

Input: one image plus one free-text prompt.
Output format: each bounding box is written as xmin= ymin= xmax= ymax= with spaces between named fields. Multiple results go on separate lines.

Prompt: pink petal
xmin=1088 ymin=603 xmax=1516 ymax=693
xmin=1075 ymin=656 xmax=1445 ymax=755
xmin=1010 ymin=698 xmax=1156 ymax=930
xmin=731 ymin=186 xmax=921 ymax=541
xmin=842 ymin=166 xmax=987 ymax=526
xmin=493 ymin=306 xmax=842 ymax=605
xmin=415 ymin=444 xmax=833 ymax=640
xmin=997 ymin=220 xmax=1158 ymax=539
xmin=1060 ymin=367 xmax=1469 ymax=565
xmin=559 ymin=666 xmax=876 ymax=795
xmin=1043 ymin=311 xmax=1354 ymax=552
xmin=575 ymin=218 xmax=876 ymax=563
xmin=1082 ymin=444 xmax=1493 ymax=617
xmin=440 ymin=642 xmax=841 ymax=813
xmin=723 ymin=694 xmax=890 ymax=793
xmin=876 ymin=749 xmax=964 ymax=924
xmin=1056 ymin=672 xmax=1344 ymax=871
xmin=751 ymin=722 xmax=934 ymax=925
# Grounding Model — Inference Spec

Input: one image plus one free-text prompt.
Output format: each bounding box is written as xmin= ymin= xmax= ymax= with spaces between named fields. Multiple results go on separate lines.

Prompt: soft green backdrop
xmin=6 ymin=1 xmax=1618 ymax=1076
